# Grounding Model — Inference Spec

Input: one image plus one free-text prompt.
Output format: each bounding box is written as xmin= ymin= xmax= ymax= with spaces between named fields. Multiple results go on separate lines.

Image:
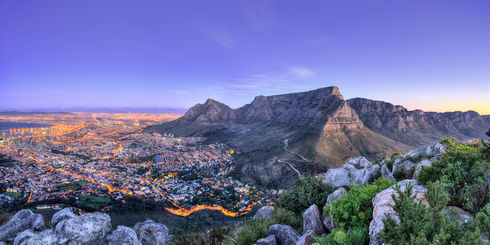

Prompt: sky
xmin=1 ymin=0 xmax=489 ymax=114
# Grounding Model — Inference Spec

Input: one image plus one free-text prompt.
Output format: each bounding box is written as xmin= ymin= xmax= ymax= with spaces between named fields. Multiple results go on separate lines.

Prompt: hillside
xmin=145 ymin=86 xmax=490 ymax=187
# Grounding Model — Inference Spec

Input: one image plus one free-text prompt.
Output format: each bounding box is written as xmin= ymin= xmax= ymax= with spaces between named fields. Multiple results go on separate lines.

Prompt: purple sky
xmin=1 ymin=0 xmax=489 ymax=113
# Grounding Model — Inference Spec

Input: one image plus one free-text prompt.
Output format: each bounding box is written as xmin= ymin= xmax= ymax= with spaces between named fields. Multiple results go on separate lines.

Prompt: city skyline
xmin=1 ymin=0 xmax=489 ymax=114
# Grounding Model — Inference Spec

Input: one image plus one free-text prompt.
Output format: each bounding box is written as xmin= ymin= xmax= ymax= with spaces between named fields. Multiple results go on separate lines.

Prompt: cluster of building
xmin=0 ymin=113 xmax=271 ymax=216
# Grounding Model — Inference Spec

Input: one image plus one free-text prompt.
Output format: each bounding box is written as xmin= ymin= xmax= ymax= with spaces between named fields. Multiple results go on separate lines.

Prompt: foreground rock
xmin=0 ymin=209 xmax=45 ymax=242
xmin=404 ymin=142 xmax=447 ymax=158
xmin=51 ymin=207 xmax=77 ymax=227
xmin=413 ymin=159 xmax=432 ymax=178
xmin=268 ymin=225 xmax=300 ymax=245
xmin=13 ymin=229 xmax=57 ymax=245
xmin=381 ymin=164 xmax=395 ymax=181
xmin=369 ymin=180 xmax=428 ymax=245
xmin=391 ymin=160 xmax=416 ymax=177
xmin=109 ymin=226 xmax=142 ymax=245
xmin=55 ymin=212 xmax=112 ymax=245
xmin=321 ymin=187 xmax=347 ymax=232
xmin=295 ymin=231 xmax=316 ymax=245
xmin=255 ymin=235 xmax=277 ymax=245
xmin=134 ymin=220 xmax=170 ymax=245
xmin=323 ymin=157 xmax=380 ymax=187
xmin=254 ymin=206 xmax=275 ymax=220
xmin=302 ymin=204 xmax=325 ymax=236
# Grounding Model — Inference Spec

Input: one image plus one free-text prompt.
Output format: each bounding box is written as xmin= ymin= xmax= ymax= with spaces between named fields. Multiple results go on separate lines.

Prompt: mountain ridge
xmin=145 ymin=86 xmax=489 ymax=187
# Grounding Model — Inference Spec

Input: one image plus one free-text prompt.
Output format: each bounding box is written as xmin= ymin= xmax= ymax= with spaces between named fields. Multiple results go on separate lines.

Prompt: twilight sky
xmin=1 ymin=0 xmax=489 ymax=114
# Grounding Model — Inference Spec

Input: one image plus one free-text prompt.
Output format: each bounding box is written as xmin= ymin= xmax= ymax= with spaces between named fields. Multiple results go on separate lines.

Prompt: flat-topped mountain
xmin=145 ymin=86 xmax=490 ymax=187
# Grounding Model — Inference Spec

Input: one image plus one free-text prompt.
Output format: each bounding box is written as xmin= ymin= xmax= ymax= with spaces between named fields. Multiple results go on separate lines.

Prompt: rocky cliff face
xmin=145 ymin=86 xmax=490 ymax=188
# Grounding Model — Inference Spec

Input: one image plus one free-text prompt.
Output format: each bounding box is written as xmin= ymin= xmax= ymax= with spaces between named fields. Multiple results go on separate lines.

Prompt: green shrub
xmin=381 ymin=182 xmax=483 ymax=245
xmin=276 ymin=177 xmax=334 ymax=214
xmin=385 ymin=153 xmax=402 ymax=171
xmin=475 ymin=203 xmax=490 ymax=237
xmin=323 ymin=178 xmax=395 ymax=243
xmin=393 ymin=170 xmax=405 ymax=180
xmin=314 ymin=228 xmax=365 ymax=245
xmin=171 ymin=226 xmax=233 ymax=245
xmin=417 ymin=141 xmax=489 ymax=213
xmin=228 ymin=207 xmax=302 ymax=245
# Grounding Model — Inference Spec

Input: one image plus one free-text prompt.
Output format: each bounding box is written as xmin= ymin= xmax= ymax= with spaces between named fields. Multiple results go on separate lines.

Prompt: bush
xmin=475 ymin=203 xmax=490 ymax=237
xmin=228 ymin=207 xmax=302 ymax=245
xmin=385 ymin=153 xmax=402 ymax=171
xmin=276 ymin=177 xmax=334 ymax=214
xmin=381 ymin=182 xmax=482 ymax=245
xmin=417 ymin=141 xmax=489 ymax=213
xmin=171 ymin=226 xmax=233 ymax=245
xmin=315 ymin=228 xmax=365 ymax=245
xmin=323 ymin=178 xmax=395 ymax=243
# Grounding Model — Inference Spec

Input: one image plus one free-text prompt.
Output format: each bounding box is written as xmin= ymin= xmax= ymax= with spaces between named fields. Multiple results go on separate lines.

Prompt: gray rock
xmin=134 ymin=220 xmax=169 ymax=245
xmin=302 ymin=204 xmax=325 ymax=236
xmin=323 ymin=157 xmax=380 ymax=188
xmin=405 ymin=142 xmax=447 ymax=158
xmin=323 ymin=167 xmax=350 ymax=188
xmin=110 ymin=226 xmax=142 ymax=245
xmin=0 ymin=209 xmax=46 ymax=242
xmin=14 ymin=229 xmax=57 ymax=245
xmin=295 ymin=231 xmax=316 ymax=245
xmin=413 ymin=159 xmax=432 ymax=178
xmin=321 ymin=188 xmax=347 ymax=232
xmin=391 ymin=160 xmax=416 ymax=178
xmin=51 ymin=207 xmax=77 ymax=227
xmin=256 ymin=235 xmax=277 ymax=245
xmin=254 ymin=206 xmax=275 ymax=220
xmin=444 ymin=206 xmax=474 ymax=226
xmin=369 ymin=180 xmax=428 ymax=245
xmin=381 ymin=164 xmax=395 ymax=181
xmin=268 ymin=225 xmax=300 ymax=245
xmin=55 ymin=212 xmax=112 ymax=245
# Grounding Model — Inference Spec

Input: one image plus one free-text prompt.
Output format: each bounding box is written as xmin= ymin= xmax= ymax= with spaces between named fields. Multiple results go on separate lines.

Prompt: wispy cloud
xmin=288 ymin=66 xmax=315 ymax=78
xmin=206 ymin=30 xmax=235 ymax=48
xmin=243 ymin=0 xmax=278 ymax=31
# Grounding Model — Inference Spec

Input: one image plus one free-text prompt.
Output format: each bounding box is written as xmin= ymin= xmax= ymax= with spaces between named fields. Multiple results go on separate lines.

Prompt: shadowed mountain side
xmin=145 ymin=86 xmax=489 ymax=187
xmin=347 ymin=98 xmax=490 ymax=146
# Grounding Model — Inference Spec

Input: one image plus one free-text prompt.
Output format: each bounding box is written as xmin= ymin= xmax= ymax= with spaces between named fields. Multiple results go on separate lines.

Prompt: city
xmin=0 ymin=112 xmax=271 ymax=217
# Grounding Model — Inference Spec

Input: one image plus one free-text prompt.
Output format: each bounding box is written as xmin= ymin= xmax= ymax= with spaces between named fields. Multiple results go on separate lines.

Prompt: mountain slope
xmin=145 ymin=87 xmax=489 ymax=187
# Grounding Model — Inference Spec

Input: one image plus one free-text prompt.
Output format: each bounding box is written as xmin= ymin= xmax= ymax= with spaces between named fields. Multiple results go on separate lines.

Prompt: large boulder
xmin=268 ymin=225 xmax=300 ymax=245
xmin=0 ymin=209 xmax=45 ymax=242
xmin=321 ymin=188 xmax=347 ymax=232
xmin=323 ymin=157 xmax=380 ymax=187
xmin=381 ymin=164 xmax=395 ymax=181
xmin=109 ymin=226 xmax=142 ymax=245
xmin=391 ymin=160 xmax=416 ymax=178
xmin=405 ymin=142 xmax=447 ymax=158
xmin=255 ymin=235 xmax=277 ymax=245
xmin=13 ymin=229 xmax=57 ymax=245
xmin=134 ymin=220 xmax=170 ymax=245
xmin=369 ymin=180 xmax=428 ymax=245
xmin=254 ymin=206 xmax=275 ymax=220
xmin=51 ymin=208 xmax=77 ymax=227
xmin=55 ymin=212 xmax=112 ymax=245
xmin=413 ymin=159 xmax=432 ymax=178
xmin=295 ymin=231 xmax=316 ymax=245
xmin=302 ymin=204 xmax=325 ymax=236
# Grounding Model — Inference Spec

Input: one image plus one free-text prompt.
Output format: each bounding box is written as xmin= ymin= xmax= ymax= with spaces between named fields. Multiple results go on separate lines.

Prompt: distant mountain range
xmin=0 ymin=107 xmax=187 ymax=114
xmin=145 ymin=86 xmax=490 ymax=187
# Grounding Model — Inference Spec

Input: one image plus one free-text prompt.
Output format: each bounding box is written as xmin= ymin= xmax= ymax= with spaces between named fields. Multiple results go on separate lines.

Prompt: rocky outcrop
xmin=0 ymin=209 xmax=45 ymax=242
xmin=254 ymin=206 xmax=275 ymax=220
xmin=414 ymin=159 xmax=432 ymax=177
xmin=322 ymin=187 xmax=347 ymax=232
xmin=381 ymin=164 xmax=395 ymax=181
xmin=51 ymin=207 xmax=77 ymax=227
xmin=369 ymin=180 xmax=428 ymax=245
xmin=302 ymin=204 xmax=325 ymax=236
xmin=134 ymin=220 xmax=170 ymax=245
xmin=323 ymin=157 xmax=380 ymax=187
xmin=55 ymin=212 xmax=112 ymax=245
xmin=13 ymin=229 xmax=57 ymax=245
xmin=268 ymin=225 xmax=301 ymax=245
xmin=255 ymin=235 xmax=277 ymax=245
xmin=392 ymin=160 xmax=416 ymax=177
xmin=295 ymin=231 xmax=316 ymax=245
xmin=109 ymin=226 xmax=142 ymax=245
xmin=405 ymin=142 xmax=447 ymax=158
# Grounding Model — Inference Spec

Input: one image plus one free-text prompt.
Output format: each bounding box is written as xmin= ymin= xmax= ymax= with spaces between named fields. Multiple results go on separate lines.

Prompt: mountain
xmin=145 ymin=86 xmax=490 ymax=187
